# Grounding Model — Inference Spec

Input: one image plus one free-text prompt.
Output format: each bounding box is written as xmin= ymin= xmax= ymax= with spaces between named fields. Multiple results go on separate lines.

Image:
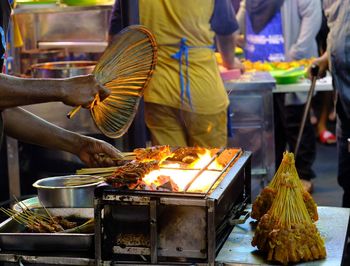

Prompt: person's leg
xmin=336 ymin=101 xmax=350 ymax=207
xmin=144 ymin=103 xmax=187 ymax=147
xmin=185 ymin=109 xmax=227 ymax=148
xmin=273 ymin=94 xmax=288 ymax=169
xmin=317 ymin=92 xmax=331 ymax=132
xmin=329 ymin=91 xmax=337 ymax=122
xmin=284 ymin=103 xmax=316 ymax=181
xmin=318 ymin=91 xmax=336 ymax=144
xmin=310 ymin=92 xmax=322 ymax=126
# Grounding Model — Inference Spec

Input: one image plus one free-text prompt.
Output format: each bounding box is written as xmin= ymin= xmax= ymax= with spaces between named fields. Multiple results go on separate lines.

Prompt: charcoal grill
xmin=94 ymin=150 xmax=251 ymax=265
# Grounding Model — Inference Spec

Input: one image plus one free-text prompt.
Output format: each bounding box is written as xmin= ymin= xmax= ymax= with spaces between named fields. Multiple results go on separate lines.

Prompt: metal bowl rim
xmin=30 ymin=60 xmax=97 ymax=70
xmin=32 ymin=175 xmax=103 ymax=189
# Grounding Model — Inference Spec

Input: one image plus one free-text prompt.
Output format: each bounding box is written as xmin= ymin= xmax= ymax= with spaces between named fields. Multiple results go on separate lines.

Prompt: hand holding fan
xmin=67 ymin=25 xmax=157 ymax=138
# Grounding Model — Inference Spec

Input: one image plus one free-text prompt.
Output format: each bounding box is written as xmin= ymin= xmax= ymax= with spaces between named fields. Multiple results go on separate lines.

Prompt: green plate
xmin=17 ymin=0 xmax=57 ymax=4
xmin=61 ymin=0 xmax=100 ymax=6
xmin=270 ymin=69 xmax=306 ymax=84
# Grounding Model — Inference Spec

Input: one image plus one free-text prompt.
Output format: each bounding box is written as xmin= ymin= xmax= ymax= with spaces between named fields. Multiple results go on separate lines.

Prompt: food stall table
xmin=0 ymin=206 xmax=348 ymax=265
xmin=0 ymin=253 xmax=94 ymax=266
xmin=216 ymin=206 xmax=350 ymax=266
xmin=274 ymin=76 xmax=333 ymax=93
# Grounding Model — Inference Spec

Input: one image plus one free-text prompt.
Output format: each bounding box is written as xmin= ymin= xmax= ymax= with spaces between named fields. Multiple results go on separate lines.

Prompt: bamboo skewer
xmin=62 ymin=175 xmax=106 ymax=186
xmin=97 ymin=152 xmax=136 ymax=162
xmin=251 ymin=152 xmax=318 ymax=222
xmin=251 ymin=152 xmax=326 ymax=264
xmin=67 ymin=105 xmax=82 ymax=119
xmin=0 ymin=205 xmax=94 ymax=234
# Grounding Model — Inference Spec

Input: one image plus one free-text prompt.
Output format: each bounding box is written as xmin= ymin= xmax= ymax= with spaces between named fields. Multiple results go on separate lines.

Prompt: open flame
xmin=141 ymin=149 xmax=224 ymax=192
xmin=189 ymin=149 xmax=223 ymax=170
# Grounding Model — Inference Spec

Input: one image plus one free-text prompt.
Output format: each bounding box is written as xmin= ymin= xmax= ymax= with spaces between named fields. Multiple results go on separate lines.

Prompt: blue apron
xmin=245 ymin=11 xmax=285 ymax=62
xmin=170 ymin=38 xmax=215 ymax=110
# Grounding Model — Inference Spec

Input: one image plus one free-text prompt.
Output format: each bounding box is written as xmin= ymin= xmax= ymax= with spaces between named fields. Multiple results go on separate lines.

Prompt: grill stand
xmin=94 ymin=152 xmax=251 ymax=265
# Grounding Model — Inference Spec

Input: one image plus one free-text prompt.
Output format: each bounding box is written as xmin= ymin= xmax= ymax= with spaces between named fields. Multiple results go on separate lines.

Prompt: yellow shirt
xmin=139 ymin=0 xmax=229 ymax=114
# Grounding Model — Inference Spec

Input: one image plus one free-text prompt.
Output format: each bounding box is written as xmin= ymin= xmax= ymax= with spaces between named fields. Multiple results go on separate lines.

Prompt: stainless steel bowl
xmin=31 ymin=60 xmax=96 ymax=78
xmin=32 ymin=175 xmax=102 ymax=208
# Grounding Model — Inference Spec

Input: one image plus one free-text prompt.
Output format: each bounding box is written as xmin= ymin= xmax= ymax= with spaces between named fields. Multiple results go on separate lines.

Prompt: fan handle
xmin=67 ymin=106 xmax=81 ymax=119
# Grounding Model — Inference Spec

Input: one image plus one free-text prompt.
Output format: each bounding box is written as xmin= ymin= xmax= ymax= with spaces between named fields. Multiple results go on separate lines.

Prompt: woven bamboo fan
xmin=68 ymin=25 xmax=157 ymax=138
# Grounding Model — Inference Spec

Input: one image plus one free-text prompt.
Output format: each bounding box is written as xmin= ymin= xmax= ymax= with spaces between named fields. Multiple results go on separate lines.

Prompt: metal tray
xmin=0 ymin=207 xmax=94 ymax=252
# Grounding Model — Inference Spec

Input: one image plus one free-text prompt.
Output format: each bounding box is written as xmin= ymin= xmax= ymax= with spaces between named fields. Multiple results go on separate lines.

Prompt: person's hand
xmin=61 ymin=74 xmax=110 ymax=108
xmin=223 ymin=57 xmax=245 ymax=73
xmin=307 ymin=54 xmax=329 ymax=79
xmin=235 ymin=34 xmax=245 ymax=48
xmin=76 ymin=136 xmax=123 ymax=167
xmin=233 ymin=57 xmax=245 ymax=72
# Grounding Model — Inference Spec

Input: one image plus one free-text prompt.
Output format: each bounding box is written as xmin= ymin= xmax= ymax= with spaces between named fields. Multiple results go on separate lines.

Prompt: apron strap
xmin=170 ymin=38 xmax=215 ymax=110
xmin=0 ymin=27 xmax=6 ymax=59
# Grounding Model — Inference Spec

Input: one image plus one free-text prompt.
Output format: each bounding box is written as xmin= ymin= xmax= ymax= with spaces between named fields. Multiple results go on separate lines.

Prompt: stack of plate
xmin=270 ymin=68 xmax=306 ymax=84
xmin=61 ymin=0 xmax=113 ymax=6
xmin=16 ymin=0 xmax=58 ymax=8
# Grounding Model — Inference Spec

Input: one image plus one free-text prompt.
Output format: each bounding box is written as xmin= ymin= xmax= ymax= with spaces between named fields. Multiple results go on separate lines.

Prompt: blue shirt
xmin=245 ymin=10 xmax=285 ymax=62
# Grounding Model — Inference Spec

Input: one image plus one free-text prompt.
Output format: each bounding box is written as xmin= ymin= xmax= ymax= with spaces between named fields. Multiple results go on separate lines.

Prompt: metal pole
xmin=294 ymin=64 xmax=319 ymax=157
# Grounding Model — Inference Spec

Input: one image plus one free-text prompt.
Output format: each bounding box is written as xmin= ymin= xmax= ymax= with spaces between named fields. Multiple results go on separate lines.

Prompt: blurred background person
xmin=109 ymin=0 xmax=243 ymax=148
xmin=237 ymin=0 xmax=322 ymax=192
xmin=310 ymin=0 xmax=350 ymax=207
xmin=310 ymin=0 xmax=336 ymax=145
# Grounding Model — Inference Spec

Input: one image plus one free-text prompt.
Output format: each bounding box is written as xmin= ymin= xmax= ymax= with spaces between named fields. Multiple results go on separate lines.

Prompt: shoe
xmin=319 ymin=130 xmax=336 ymax=145
xmin=301 ymin=179 xmax=314 ymax=193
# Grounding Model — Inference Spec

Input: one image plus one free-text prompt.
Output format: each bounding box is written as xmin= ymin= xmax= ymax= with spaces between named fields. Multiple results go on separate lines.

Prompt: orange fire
xmin=142 ymin=149 xmax=224 ymax=192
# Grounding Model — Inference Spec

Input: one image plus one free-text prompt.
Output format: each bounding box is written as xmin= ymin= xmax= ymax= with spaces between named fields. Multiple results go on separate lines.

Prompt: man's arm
xmin=236 ymin=0 xmax=246 ymax=35
xmin=216 ymin=34 xmax=243 ymax=70
xmin=211 ymin=0 xmax=243 ymax=70
xmin=3 ymin=107 xmax=122 ymax=167
xmin=287 ymin=0 xmax=322 ymax=60
xmin=0 ymin=73 xmax=110 ymax=110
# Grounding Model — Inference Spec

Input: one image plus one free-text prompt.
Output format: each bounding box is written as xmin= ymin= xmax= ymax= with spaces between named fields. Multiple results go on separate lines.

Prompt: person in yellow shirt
xmin=109 ymin=0 xmax=243 ymax=148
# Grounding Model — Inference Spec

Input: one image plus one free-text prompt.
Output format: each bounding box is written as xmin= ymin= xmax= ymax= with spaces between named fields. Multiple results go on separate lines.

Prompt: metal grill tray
xmin=0 ymin=207 xmax=94 ymax=252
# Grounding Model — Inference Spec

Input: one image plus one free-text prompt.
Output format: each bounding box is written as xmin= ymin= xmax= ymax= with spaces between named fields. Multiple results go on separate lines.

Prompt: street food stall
xmin=0 ymin=146 xmax=349 ymax=265
xmin=0 ymin=1 xmax=349 ymax=266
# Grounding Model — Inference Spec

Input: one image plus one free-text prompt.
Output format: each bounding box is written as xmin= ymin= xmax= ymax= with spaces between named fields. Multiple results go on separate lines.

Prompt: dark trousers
xmin=336 ymin=101 xmax=350 ymax=207
xmin=274 ymin=94 xmax=316 ymax=180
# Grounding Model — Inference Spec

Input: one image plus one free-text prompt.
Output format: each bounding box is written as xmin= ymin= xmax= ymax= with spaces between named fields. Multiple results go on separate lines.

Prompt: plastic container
xmin=219 ymin=66 xmax=241 ymax=81
xmin=61 ymin=0 xmax=105 ymax=6
xmin=270 ymin=69 xmax=306 ymax=84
